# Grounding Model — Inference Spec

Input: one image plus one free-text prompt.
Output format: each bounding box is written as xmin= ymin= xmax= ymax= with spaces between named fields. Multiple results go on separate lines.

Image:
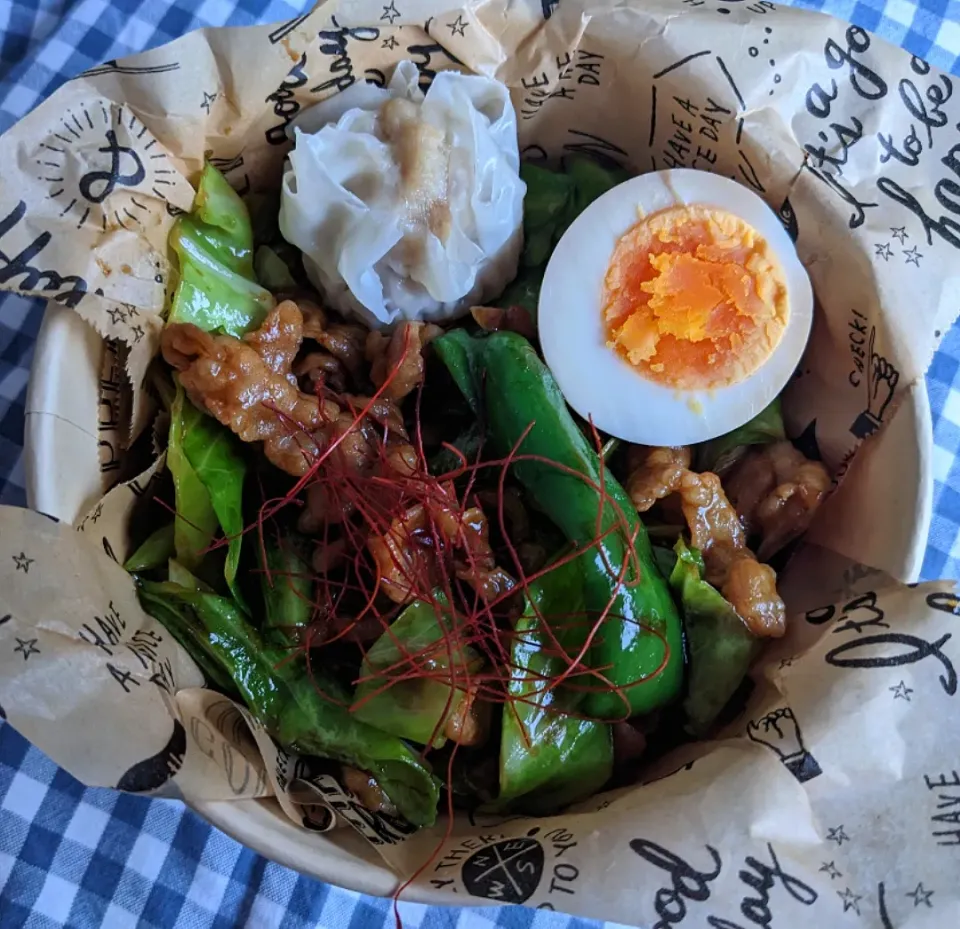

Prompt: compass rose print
xmin=461 ymin=832 xmax=545 ymax=903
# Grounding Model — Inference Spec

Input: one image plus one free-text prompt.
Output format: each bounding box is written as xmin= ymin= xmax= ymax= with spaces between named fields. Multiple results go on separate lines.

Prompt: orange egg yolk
xmin=602 ymin=205 xmax=789 ymax=390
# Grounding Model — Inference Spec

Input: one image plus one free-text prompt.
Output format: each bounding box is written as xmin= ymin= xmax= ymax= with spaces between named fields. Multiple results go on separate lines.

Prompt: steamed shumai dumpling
xmin=279 ymin=61 xmax=526 ymax=329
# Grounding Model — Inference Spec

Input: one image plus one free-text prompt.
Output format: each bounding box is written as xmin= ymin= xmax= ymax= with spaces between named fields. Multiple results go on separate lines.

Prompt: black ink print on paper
xmin=300 ymin=772 xmax=416 ymax=846
xmin=632 ymin=836 xmax=816 ymax=928
xmin=41 ymin=105 xmax=169 ymax=230
xmin=406 ymin=35 xmax=464 ymax=93
xmin=819 ymin=861 xmax=843 ymax=880
xmin=12 ymin=552 xmax=34 ymax=573
xmin=849 ymin=327 xmax=899 ymax=438
xmin=265 ymin=53 xmax=309 ymax=145
xmin=778 ymin=198 xmax=798 ymax=241
xmin=116 ymin=719 xmax=186 ymax=793
xmin=447 ymin=15 xmax=468 ymax=37
xmin=922 ymin=768 xmax=960 ymax=846
xmin=380 ymin=2 xmax=400 ymax=25
xmin=267 ymin=11 xmax=312 ymax=45
xmin=541 ymin=0 xmax=559 ymax=18
xmin=805 ymin=590 xmax=885 ymax=627
xmin=561 ymin=128 xmax=628 ymax=170
xmin=519 ymin=50 xmax=604 ymax=122
xmin=837 ymin=887 xmax=863 ymax=914
xmin=313 ymin=19 xmax=381 ymax=96
xmin=906 ymin=882 xmax=934 ymax=907
xmin=461 ymin=833 xmax=545 ymax=903
xmin=874 ymin=62 xmax=960 ymax=253
xmin=646 ymin=53 xmax=765 ymax=193
xmin=825 ymin=624 xmax=956 ymax=696
xmin=0 ymin=200 xmax=89 ymax=307
xmin=78 ymin=129 xmax=146 ymax=203
xmin=747 ymin=707 xmax=822 ymax=782
xmin=826 ymin=825 xmax=849 ymax=845
xmin=13 ymin=637 xmax=40 ymax=661
xmin=889 ymin=680 xmax=914 ymax=700
xmin=798 ymin=27 xmax=887 ymax=228
xmin=107 ymin=661 xmax=140 ymax=692
xmin=630 ymin=838 xmax=722 ymax=927
xmin=79 ymin=59 xmax=180 ymax=78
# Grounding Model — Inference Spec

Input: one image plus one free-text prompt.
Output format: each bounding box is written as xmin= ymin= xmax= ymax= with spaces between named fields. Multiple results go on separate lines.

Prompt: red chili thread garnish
xmin=164 ymin=328 xmax=672 ymax=928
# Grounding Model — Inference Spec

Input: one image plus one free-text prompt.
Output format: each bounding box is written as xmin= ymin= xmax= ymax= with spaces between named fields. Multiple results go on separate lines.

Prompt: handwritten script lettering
xmin=630 ymin=838 xmax=722 ymax=928
xmin=78 ymin=129 xmax=146 ymax=203
xmin=0 ymin=201 xmax=88 ymax=307
xmin=265 ymin=53 xmax=309 ymax=145
xmin=826 ymin=631 xmax=957 ymax=695
xmin=632 ymin=839 xmax=817 ymax=928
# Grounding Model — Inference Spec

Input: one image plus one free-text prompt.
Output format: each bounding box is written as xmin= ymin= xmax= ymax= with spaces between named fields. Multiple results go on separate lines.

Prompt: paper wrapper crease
xmin=1 ymin=0 xmax=958 ymax=924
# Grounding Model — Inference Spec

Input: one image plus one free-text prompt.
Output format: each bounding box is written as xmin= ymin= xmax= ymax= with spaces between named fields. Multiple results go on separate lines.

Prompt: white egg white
xmin=538 ymin=168 xmax=813 ymax=447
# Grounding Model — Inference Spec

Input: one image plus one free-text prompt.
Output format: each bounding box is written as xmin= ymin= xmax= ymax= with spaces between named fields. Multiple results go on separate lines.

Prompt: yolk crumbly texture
xmin=603 ymin=205 xmax=789 ymax=390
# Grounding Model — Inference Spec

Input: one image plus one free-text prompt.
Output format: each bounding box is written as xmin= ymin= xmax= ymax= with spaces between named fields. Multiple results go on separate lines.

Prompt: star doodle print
xmin=819 ymin=861 xmax=843 ymax=880
xmin=889 ymin=680 xmax=913 ymax=700
xmin=906 ymin=883 xmax=934 ymax=907
xmin=14 ymin=638 xmax=40 ymax=660
xmin=826 ymin=825 xmax=850 ymax=846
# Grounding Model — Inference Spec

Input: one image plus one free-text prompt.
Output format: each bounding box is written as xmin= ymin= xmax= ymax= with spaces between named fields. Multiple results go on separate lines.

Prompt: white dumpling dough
xmin=279 ymin=60 xmax=525 ymax=329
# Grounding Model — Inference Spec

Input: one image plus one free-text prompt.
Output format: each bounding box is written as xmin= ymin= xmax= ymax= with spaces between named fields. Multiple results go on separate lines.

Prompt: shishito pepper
xmin=499 ymin=550 xmax=613 ymax=811
xmin=435 ymin=330 xmax=684 ymax=719
xmin=137 ymin=582 xmax=440 ymax=827
xmin=260 ymin=534 xmax=313 ymax=647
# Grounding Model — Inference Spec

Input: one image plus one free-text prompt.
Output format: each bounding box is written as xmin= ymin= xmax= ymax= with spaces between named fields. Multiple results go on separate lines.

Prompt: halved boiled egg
xmin=538 ymin=169 xmax=812 ymax=446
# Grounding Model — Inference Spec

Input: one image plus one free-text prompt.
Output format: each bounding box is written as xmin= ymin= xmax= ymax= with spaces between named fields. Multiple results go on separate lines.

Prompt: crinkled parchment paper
xmin=1 ymin=1 xmax=959 ymax=924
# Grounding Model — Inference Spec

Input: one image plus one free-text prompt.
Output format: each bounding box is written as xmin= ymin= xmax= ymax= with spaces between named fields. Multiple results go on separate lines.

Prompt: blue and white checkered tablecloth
xmin=2 ymin=1 xmax=960 ymax=927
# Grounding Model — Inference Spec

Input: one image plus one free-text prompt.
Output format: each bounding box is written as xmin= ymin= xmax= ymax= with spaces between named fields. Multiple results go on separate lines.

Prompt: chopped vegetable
xmin=260 ymin=535 xmax=313 ymax=647
xmin=497 ymin=158 xmax=629 ymax=317
xmin=124 ymin=523 xmax=175 ymax=573
xmin=436 ymin=329 xmax=684 ymax=719
xmin=695 ymin=397 xmax=786 ymax=474
xmin=352 ymin=599 xmax=481 ymax=748
xmin=171 ymin=382 xmax=247 ymax=601
xmin=660 ymin=539 xmax=759 ymax=737
xmin=499 ymin=552 xmax=612 ymax=812
xmin=254 ymin=245 xmax=298 ymax=293
xmin=140 ymin=582 xmax=440 ymax=827
xmin=168 ymin=163 xmax=274 ymax=337
xmin=168 ymin=385 xmax=220 ymax=572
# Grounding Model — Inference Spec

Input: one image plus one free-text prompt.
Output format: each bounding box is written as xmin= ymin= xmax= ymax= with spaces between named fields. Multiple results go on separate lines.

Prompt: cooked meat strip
xmin=366 ymin=321 xmax=443 ymax=402
xmin=161 ymin=301 xmax=337 ymax=476
xmin=725 ymin=441 xmax=831 ymax=560
xmin=675 ymin=470 xmax=786 ymax=638
xmin=626 ymin=446 xmax=692 ymax=512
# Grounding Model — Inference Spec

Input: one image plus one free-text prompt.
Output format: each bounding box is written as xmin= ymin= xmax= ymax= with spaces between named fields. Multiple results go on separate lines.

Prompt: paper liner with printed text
xmin=1 ymin=1 xmax=959 ymax=924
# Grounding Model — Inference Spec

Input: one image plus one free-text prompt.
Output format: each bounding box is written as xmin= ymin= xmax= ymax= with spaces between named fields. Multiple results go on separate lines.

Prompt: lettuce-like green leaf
xmin=695 ymin=398 xmax=785 ymax=474
xmin=168 ymin=382 xmax=246 ymax=600
xmin=168 ymin=163 xmax=274 ymax=337
xmin=124 ymin=523 xmax=175 ymax=573
xmin=665 ymin=539 xmax=760 ymax=737
xmin=168 ymin=385 xmax=219 ymax=571
xmin=352 ymin=599 xmax=480 ymax=748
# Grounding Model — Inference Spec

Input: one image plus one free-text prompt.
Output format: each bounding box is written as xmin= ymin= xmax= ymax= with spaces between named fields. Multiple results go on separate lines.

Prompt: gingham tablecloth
xmin=2 ymin=1 xmax=960 ymax=927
